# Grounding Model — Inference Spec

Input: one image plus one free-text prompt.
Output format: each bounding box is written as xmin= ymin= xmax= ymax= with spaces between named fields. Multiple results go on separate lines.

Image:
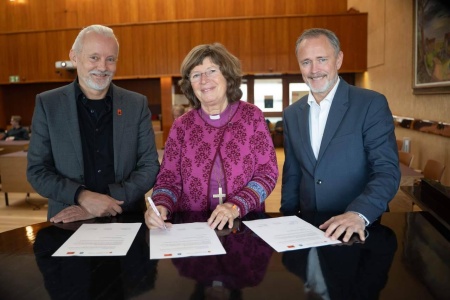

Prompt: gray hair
xmin=72 ymin=25 xmax=119 ymax=54
xmin=295 ymin=28 xmax=340 ymax=56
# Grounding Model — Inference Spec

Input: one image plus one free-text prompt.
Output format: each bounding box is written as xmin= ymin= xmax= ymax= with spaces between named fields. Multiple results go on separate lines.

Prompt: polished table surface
xmin=0 ymin=211 xmax=448 ymax=300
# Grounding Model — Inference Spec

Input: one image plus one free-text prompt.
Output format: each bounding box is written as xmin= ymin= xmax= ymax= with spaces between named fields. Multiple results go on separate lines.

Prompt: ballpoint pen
xmin=147 ymin=197 xmax=168 ymax=230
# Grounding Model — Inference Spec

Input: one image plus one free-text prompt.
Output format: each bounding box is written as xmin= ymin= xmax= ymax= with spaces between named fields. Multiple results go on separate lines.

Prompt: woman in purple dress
xmin=145 ymin=43 xmax=278 ymax=230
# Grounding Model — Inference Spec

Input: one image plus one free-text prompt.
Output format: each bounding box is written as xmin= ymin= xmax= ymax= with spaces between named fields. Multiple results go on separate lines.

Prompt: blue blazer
xmin=27 ymin=82 xmax=160 ymax=219
xmin=281 ymin=79 xmax=400 ymax=223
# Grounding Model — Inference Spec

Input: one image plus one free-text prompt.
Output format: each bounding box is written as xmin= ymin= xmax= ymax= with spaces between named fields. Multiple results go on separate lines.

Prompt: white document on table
xmin=243 ymin=216 xmax=341 ymax=252
xmin=52 ymin=223 xmax=141 ymax=257
xmin=149 ymin=222 xmax=226 ymax=259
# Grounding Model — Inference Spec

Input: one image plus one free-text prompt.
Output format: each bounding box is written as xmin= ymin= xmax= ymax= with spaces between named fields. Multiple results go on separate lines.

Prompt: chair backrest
xmin=274 ymin=120 xmax=283 ymax=133
xmin=398 ymin=151 xmax=414 ymax=167
xmin=423 ymin=159 xmax=446 ymax=182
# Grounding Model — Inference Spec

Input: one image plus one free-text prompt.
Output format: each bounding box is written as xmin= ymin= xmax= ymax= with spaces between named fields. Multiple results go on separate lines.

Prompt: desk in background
xmin=0 ymin=211 xmax=448 ymax=299
xmin=0 ymin=150 xmax=35 ymax=206
xmin=0 ymin=140 xmax=29 ymax=155
xmin=401 ymin=179 xmax=450 ymax=231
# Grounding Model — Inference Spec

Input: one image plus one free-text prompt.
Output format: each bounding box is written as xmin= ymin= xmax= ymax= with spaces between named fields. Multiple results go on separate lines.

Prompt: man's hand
xmin=78 ymin=190 xmax=123 ymax=217
xmin=319 ymin=212 xmax=366 ymax=242
xmin=50 ymin=205 xmax=95 ymax=223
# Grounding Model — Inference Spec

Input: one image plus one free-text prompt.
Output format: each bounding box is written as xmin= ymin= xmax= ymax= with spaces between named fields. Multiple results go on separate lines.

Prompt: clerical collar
xmin=202 ymin=104 xmax=231 ymax=120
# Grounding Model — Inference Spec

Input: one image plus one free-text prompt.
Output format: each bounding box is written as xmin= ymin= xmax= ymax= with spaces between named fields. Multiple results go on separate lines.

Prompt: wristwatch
xmin=351 ymin=211 xmax=370 ymax=226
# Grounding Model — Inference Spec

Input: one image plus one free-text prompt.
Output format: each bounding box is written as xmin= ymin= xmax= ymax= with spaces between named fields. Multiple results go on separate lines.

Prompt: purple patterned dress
xmin=152 ymin=101 xmax=278 ymax=217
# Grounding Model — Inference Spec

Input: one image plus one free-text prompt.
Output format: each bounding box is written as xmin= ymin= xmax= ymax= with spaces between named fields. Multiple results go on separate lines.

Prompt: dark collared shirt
xmin=4 ymin=127 xmax=29 ymax=140
xmin=75 ymin=81 xmax=115 ymax=195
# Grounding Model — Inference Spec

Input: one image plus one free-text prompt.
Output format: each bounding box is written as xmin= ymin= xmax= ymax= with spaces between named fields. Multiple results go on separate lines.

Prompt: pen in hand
xmin=147 ymin=197 xmax=168 ymax=230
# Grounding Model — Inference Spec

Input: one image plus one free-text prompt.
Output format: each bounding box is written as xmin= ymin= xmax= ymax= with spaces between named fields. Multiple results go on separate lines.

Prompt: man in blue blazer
xmin=281 ymin=28 xmax=400 ymax=242
xmin=27 ymin=25 xmax=160 ymax=222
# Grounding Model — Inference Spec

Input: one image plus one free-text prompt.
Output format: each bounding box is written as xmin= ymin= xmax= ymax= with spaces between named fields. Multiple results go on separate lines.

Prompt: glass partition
xmin=289 ymin=83 xmax=310 ymax=104
xmin=254 ymin=78 xmax=282 ymax=112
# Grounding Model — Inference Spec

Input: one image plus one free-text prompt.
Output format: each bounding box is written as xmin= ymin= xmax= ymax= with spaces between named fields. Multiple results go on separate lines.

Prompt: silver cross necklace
xmin=203 ymin=104 xmax=233 ymax=205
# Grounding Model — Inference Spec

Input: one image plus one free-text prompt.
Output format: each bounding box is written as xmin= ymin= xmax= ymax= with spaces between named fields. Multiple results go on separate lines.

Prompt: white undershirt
xmin=308 ymin=78 xmax=340 ymax=159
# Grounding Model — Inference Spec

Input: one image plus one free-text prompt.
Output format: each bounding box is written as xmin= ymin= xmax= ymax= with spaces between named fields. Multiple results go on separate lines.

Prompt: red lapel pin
xmin=117 ymin=109 xmax=122 ymax=116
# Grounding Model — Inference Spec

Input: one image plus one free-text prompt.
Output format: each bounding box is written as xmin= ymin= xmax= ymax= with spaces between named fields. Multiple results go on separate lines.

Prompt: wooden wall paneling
xmin=115 ymin=27 xmax=138 ymax=76
xmin=153 ymin=24 xmax=170 ymax=76
xmin=113 ymin=78 xmax=161 ymax=110
xmin=275 ymin=18 xmax=292 ymax=73
xmin=1 ymin=14 xmax=368 ymax=82
xmin=55 ymin=1 xmax=79 ymax=29
xmin=0 ymin=82 xmax=67 ymax=128
xmin=234 ymin=19 xmax=253 ymax=74
xmin=249 ymin=19 xmax=266 ymax=73
xmin=5 ymin=35 xmax=20 ymax=82
xmin=27 ymin=32 xmax=48 ymax=82
xmin=160 ymin=76 xmax=173 ymax=143
xmin=0 ymin=78 xmax=163 ymax=130
xmin=166 ymin=23 xmax=181 ymax=75
xmin=263 ymin=18 xmax=278 ymax=74
xmin=0 ymin=88 xmax=5 ymax=128
xmin=336 ymin=15 xmax=368 ymax=72
xmin=0 ymin=0 xmax=349 ymax=33
xmin=146 ymin=0 xmax=164 ymax=21
xmin=212 ymin=20 xmax=233 ymax=50
xmin=285 ymin=14 xmax=368 ymax=73
xmin=47 ymin=30 xmax=79 ymax=82
xmin=176 ymin=22 xmax=208 ymax=70
xmin=2 ymin=30 xmax=77 ymax=84
xmin=16 ymin=34 xmax=31 ymax=82
xmin=288 ymin=19 xmax=303 ymax=73
xmin=138 ymin=26 xmax=157 ymax=77
xmin=0 ymin=36 xmax=8 ymax=83
xmin=212 ymin=20 xmax=243 ymax=69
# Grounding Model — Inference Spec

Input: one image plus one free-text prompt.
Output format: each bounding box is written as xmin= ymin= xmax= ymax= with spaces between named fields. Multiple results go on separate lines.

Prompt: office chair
xmin=422 ymin=159 xmax=446 ymax=182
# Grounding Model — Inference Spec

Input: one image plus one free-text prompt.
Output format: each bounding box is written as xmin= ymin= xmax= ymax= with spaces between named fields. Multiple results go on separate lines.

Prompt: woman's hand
xmin=144 ymin=205 xmax=172 ymax=229
xmin=207 ymin=203 xmax=239 ymax=230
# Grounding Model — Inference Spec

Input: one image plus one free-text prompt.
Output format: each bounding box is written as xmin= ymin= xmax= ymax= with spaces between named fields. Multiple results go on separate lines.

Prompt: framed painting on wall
xmin=413 ymin=0 xmax=450 ymax=94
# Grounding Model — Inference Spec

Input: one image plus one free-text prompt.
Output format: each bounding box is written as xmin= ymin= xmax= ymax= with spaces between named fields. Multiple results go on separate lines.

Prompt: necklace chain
xmin=208 ymin=104 xmax=234 ymax=204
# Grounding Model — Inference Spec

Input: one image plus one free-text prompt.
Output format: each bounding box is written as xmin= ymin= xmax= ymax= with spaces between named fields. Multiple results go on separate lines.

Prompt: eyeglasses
xmin=189 ymin=68 xmax=220 ymax=83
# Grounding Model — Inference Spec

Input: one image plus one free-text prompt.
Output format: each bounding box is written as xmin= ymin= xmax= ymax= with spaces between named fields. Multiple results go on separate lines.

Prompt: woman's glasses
xmin=189 ymin=68 xmax=220 ymax=83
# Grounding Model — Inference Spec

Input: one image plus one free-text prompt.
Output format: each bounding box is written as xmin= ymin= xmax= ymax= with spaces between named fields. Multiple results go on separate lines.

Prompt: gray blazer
xmin=281 ymin=79 xmax=400 ymax=223
xmin=27 ymin=82 xmax=160 ymax=219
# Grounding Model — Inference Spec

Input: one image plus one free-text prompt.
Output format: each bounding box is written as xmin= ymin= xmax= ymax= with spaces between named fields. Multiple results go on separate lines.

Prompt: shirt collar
xmin=74 ymin=77 xmax=113 ymax=105
xmin=307 ymin=77 xmax=340 ymax=107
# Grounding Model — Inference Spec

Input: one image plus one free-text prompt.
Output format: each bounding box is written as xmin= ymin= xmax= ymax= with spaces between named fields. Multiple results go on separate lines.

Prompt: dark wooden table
xmin=0 ymin=211 xmax=448 ymax=299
